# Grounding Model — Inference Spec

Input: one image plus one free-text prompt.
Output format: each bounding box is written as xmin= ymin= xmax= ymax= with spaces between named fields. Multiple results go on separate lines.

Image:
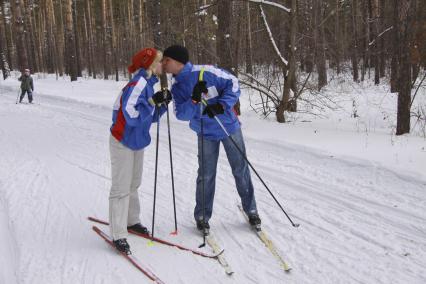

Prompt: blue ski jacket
xmin=110 ymin=68 xmax=166 ymax=150
xmin=171 ymin=62 xmax=241 ymax=140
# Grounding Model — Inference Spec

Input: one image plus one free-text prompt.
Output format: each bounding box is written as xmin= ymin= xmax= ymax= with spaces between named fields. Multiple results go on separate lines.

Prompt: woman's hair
xmin=146 ymin=51 xmax=163 ymax=78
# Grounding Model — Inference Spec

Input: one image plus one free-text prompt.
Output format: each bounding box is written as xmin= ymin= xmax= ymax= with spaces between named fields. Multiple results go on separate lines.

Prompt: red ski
xmin=88 ymin=216 xmax=223 ymax=259
xmin=92 ymin=226 xmax=165 ymax=284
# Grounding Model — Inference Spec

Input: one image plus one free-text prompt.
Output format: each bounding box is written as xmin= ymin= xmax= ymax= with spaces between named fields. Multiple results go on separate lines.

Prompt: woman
xmin=109 ymin=48 xmax=171 ymax=254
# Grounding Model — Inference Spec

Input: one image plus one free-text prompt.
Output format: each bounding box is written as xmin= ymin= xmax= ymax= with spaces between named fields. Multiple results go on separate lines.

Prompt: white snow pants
xmin=109 ymin=135 xmax=144 ymax=240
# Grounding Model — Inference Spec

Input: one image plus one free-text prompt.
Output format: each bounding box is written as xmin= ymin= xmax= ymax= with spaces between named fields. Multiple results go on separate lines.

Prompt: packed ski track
xmin=1 ymin=86 xmax=426 ymax=284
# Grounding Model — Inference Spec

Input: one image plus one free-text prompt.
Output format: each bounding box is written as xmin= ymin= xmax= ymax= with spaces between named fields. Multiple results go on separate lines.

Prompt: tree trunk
xmin=390 ymin=0 xmax=399 ymax=92
xmin=396 ymin=0 xmax=415 ymax=135
xmin=194 ymin=0 xmax=200 ymax=63
xmin=72 ymin=0 xmax=82 ymax=77
xmin=138 ymin=0 xmax=145 ymax=47
xmin=217 ymin=0 xmax=233 ymax=73
xmin=372 ymin=0 xmax=380 ymax=85
xmin=379 ymin=0 xmax=386 ymax=77
xmin=335 ymin=0 xmax=341 ymax=74
xmin=101 ymin=0 xmax=110 ymax=79
xmin=305 ymin=0 xmax=314 ymax=73
xmin=65 ymin=0 xmax=77 ymax=81
xmin=362 ymin=0 xmax=372 ymax=82
xmin=1 ymin=0 xmax=13 ymax=70
xmin=276 ymin=0 xmax=297 ymax=123
xmin=245 ymin=1 xmax=253 ymax=74
xmin=33 ymin=2 xmax=45 ymax=73
xmin=23 ymin=0 xmax=37 ymax=72
xmin=217 ymin=0 xmax=239 ymax=114
xmin=0 ymin=0 xmax=10 ymax=78
xmin=314 ymin=0 xmax=327 ymax=90
xmin=351 ymin=0 xmax=359 ymax=82
xmin=109 ymin=0 xmax=118 ymax=81
xmin=149 ymin=0 xmax=161 ymax=48
xmin=12 ymin=0 xmax=29 ymax=71
xmin=45 ymin=0 xmax=57 ymax=74
xmin=57 ymin=0 xmax=65 ymax=76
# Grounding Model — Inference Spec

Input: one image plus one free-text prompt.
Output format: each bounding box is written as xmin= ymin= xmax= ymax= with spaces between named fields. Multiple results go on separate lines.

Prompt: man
xmin=18 ymin=69 xmax=34 ymax=103
xmin=162 ymin=45 xmax=261 ymax=235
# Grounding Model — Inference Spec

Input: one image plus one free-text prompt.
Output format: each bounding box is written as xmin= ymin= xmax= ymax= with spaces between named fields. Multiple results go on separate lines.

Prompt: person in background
xmin=18 ymin=69 xmax=34 ymax=104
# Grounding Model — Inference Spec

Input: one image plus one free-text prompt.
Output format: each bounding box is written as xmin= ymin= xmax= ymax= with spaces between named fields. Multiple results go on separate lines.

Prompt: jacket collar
xmin=174 ymin=62 xmax=193 ymax=83
xmin=135 ymin=68 xmax=158 ymax=85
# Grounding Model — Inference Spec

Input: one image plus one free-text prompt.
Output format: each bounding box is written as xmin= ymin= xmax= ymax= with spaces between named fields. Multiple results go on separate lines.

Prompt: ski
xmin=237 ymin=205 xmax=291 ymax=272
xmin=92 ymin=226 xmax=165 ymax=284
xmin=205 ymin=234 xmax=234 ymax=275
xmin=88 ymin=216 xmax=223 ymax=259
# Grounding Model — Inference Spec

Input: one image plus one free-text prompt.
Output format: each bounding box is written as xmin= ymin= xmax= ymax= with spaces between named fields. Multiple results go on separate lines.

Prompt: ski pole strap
xmin=198 ymin=67 xmax=209 ymax=107
xmin=198 ymin=67 xmax=208 ymax=108
xmin=197 ymin=67 xmax=229 ymax=136
xmin=198 ymin=67 xmax=205 ymax=82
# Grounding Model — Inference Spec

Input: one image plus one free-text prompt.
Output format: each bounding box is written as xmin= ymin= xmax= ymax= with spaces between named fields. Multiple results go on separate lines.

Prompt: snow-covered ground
xmin=0 ymin=73 xmax=425 ymax=284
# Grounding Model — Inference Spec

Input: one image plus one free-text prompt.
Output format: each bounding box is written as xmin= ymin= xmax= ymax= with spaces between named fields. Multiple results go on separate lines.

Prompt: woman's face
xmin=153 ymin=61 xmax=163 ymax=75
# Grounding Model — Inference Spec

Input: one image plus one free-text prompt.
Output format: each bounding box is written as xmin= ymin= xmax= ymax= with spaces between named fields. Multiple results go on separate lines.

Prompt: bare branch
xmin=259 ymin=5 xmax=288 ymax=66
xmin=240 ymin=80 xmax=280 ymax=106
xmin=294 ymin=72 xmax=312 ymax=100
xmin=239 ymin=71 xmax=280 ymax=99
xmin=241 ymin=0 xmax=291 ymax=13
xmin=410 ymin=72 xmax=426 ymax=109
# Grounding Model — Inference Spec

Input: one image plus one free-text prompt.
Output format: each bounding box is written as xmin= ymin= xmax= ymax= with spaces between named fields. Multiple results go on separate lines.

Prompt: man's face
xmin=161 ymin=57 xmax=183 ymax=75
xmin=24 ymin=71 xmax=29 ymax=75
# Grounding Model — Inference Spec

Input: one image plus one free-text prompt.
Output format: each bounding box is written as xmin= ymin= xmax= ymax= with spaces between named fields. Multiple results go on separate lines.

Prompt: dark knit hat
xmin=163 ymin=45 xmax=189 ymax=65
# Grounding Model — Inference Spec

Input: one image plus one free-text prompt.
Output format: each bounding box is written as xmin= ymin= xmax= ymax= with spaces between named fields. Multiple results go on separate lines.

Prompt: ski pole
xmin=160 ymin=73 xmax=178 ymax=235
xmin=196 ymin=69 xmax=207 ymax=248
xmin=15 ymin=89 xmax=21 ymax=104
xmin=198 ymin=68 xmax=299 ymax=228
xmin=151 ymin=106 xmax=161 ymax=240
xmin=198 ymin=102 xmax=207 ymax=248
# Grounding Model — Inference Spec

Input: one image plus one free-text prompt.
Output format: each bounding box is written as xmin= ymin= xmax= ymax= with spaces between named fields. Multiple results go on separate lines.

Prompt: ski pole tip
xmin=293 ymin=223 xmax=300 ymax=228
xmin=169 ymin=230 xmax=178 ymax=236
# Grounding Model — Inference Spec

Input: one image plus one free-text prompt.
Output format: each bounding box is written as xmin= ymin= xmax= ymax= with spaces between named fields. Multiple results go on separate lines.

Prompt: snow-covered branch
xmin=245 ymin=0 xmax=290 ymax=13
xmin=369 ymin=26 xmax=393 ymax=46
xmin=259 ymin=5 xmax=288 ymax=66
xmin=195 ymin=2 xmax=218 ymax=14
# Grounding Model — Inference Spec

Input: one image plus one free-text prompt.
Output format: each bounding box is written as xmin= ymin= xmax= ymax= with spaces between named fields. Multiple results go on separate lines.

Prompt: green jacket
xmin=19 ymin=75 xmax=34 ymax=92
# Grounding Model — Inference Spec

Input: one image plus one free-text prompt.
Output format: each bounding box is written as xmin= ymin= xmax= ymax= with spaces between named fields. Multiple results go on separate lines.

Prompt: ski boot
xmin=113 ymin=238 xmax=131 ymax=255
xmin=196 ymin=219 xmax=210 ymax=236
xmin=127 ymin=223 xmax=149 ymax=235
xmin=248 ymin=213 xmax=262 ymax=231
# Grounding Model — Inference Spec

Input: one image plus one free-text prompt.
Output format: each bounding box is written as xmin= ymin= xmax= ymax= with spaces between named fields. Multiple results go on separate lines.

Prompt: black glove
xmin=152 ymin=90 xmax=172 ymax=105
xmin=202 ymin=103 xmax=225 ymax=118
xmin=192 ymin=81 xmax=208 ymax=103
